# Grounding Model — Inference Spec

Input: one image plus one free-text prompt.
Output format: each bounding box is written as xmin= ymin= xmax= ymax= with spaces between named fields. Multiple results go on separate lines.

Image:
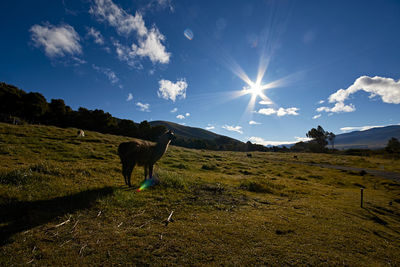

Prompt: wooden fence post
xmin=360 ymin=188 xmax=364 ymax=208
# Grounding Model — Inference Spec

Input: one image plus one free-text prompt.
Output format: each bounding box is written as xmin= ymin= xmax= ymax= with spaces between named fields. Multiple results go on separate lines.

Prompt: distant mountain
xmin=149 ymin=120 xmax=240 ymax=142
xmin=334 ymin=125 xmax=400 ymax=149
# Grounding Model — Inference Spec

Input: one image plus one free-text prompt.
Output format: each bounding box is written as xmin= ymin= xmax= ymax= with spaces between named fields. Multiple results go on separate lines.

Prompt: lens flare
xmin=184 ymin=29 xmax=194 ymax=40
xmin=136 ymin=179 xmax=153 ymax=192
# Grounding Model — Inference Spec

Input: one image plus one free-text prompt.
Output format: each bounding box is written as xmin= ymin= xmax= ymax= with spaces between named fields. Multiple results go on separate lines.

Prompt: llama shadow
xmin=0 ymin=186 xmax=114 ymax=246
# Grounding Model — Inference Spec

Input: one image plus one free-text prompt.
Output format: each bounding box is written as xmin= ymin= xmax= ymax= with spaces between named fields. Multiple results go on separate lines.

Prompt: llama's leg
xmin=126 ymin=161 xmax=135 ymax=187
xmin=149 ymin=164 xmax=153 ymax=179
xmin=121 ymin=160 xmax=128 ymax=185
xmin=144 ymin=165 xmax=148 ymax=180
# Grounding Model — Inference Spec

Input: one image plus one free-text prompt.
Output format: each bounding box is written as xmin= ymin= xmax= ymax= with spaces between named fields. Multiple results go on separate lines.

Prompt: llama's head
xmin=165 ymin=130 xmax=176 ymax=141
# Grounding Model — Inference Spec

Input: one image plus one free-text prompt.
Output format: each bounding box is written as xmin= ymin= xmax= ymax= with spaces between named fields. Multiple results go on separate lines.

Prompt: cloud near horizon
xmin=340 ymin=125 xmax=387 ymax=132
xmin=222 ymin=125 xmax=243 ymax=134
xmin=136 ymin=102 xmax=150 ymax=112
xmin=158 ymin=79 xmax=187 ymax=101
xmin=205 ymin=124 xmax=215 ymax=130
xmin=249 ymin=136 xmax=311 ymax=146
xmin=317 ymin=75 xmax=400 ymax=113
xmin=257 ymin=107 xmax=299 ymax=117
xmin=90 ymin=0 xmax=170 ymax=65
xmin=176 ymin=114 xmax=185 ymax=119
xmin=170 ymin=107 xmax=178 ymax=113
xmin=30 ymin=23 xmax=82 ymax=58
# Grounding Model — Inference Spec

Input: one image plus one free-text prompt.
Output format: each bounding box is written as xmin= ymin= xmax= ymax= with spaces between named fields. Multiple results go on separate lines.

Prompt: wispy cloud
xmin=170 ymin=107 xmax=178 ymax=113
xmin=86 ymin=27 xmax=104 ymax=45
xmin=249 ymin=120 xmax=261 ymax=125
xmin=126 ymin=93 xmax=133 ymax=101
xmin=318 ymin=100 xmax=325 ymax=104
xmin=30 ymin=23 xmax=82 ymax=59
xmin=90 ymin=0 xmax=170 ymax=65
xmin=92 ymin=64 xmax=120 ymax=85
xmin=136 ymin=102 xmax=150 ymax=112
xmin=205 ymin=124 xmax=215 ymax=130
xmin=259 ymin=100 xmax=273 ymax=105
xmin=158 ymin=79 xmax=187 ymax=102
xmin=257 ymin=107 xmax=299 ymax=117
xmin=176 ymin=114 xmax=185 ymax=119
xmin=312 ymin=114 xmax=321 ymax=119
xmin=319 ymin=76 xmax=400 ymax=114
xmin=222 ymin=125 xmax=243 ymax=134
xmin=340 ymin=125 xmax=386 ymax=132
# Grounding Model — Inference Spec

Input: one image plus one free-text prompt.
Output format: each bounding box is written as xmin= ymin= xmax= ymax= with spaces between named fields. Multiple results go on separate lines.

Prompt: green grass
xmin=1 ymin=122 xmax=400 ymax=266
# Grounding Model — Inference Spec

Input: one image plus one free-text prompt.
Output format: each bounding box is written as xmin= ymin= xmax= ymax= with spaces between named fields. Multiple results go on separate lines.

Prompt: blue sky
xmin=1 ymin=0 xmax=400 ymax=145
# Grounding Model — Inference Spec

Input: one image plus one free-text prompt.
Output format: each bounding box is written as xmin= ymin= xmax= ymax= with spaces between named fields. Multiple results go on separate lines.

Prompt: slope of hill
xmin=334 ymin=125 xmax=400 ymax=149
xmin=149 ymin=120 xmax=221 ymax=140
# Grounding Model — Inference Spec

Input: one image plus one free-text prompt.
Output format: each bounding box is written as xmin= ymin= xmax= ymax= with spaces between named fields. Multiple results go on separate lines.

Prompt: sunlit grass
xmin=1 ymin=122 xmax=399 ymax=265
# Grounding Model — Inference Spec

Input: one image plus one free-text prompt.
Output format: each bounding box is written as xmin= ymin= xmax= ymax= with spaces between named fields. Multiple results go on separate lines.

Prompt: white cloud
xmin=205 ymin=125 xmax=215 ymax=130
xmin=86 ymin=27 xmax=104 ymax=45
xmin=30 ymin=23 xmax=82 ymax=58
xmin=158 ymin=79 xmax=187 ymax=101
xmin=257 ymin=107 xmax=299 ymax=116
xmin=340 ymin=125 xmax=386 ymax=132
xmin=170 ymin=107 xmax=178 ymax=113
xmin=222 ymin=125 xmax=243 ymax=134
xmin=126 ymin=93 xmax=133 ymax=101
xmin=136 ymin=102 xmax=150 ymax=112
xmin=329 ymin=76 xmax=400 ymax=104
xmin=249 ymin=120 xmax=261 ymax=125
xmin=259 ymin=100 xmax=273 ymax=105
xmin=176 ymin=114 xmax=185 ymax=119
xmin=90 ymin=0 xmax=170 ymax=65
xmin=320 ymin=76 xmax=400 ymax=114
xmin=90 ymin=0 xmax=147 ymax=36
xmin=318 ymin=100 xmax=325 ymax=104
xmin=316 ymin=102 xmax=355 ymax=113
xmin=185 ymin=112 xmax=190 ymax=117
xmin=248 ymin=137 xmax=293 ymax=146
xmin=295 ymin=136 xmax=312 ymax=142
xmin=277 ymin=107 xmax=299 ymax=116
xmin=92 ymin=64 xmax=120 ymax=85
xmin=312 ymin=114 xmax=321 ymax=119
xmin=258 ymin=108 xmax=276 ymax=116
xmin=248 ymin=136 xmax=311 ymax=146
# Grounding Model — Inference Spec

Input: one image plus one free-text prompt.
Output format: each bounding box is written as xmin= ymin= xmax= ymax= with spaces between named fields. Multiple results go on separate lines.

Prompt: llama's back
xmin=118 ymin=140 xmax=155 ymax=163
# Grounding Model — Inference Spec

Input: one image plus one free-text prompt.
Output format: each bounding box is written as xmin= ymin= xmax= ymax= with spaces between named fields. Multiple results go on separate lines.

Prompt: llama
xmin=77 ymin=130 xmax=85 ymax=137
xmin=118 ymin=130 xmax=176 ymax=187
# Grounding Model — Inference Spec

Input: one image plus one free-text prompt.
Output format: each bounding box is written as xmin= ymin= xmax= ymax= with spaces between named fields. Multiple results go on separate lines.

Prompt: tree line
xmin=0 ymin=82 xmax=165 ymax=141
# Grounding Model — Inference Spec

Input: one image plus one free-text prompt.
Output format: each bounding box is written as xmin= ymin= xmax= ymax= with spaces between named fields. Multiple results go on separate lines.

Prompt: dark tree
xmin=22 ymin=92 xmax=48 ymax=123
xmin=385 ymin=137 xmax=400 ymax=154
xmin=328 ymin=132 xmax=336 ymax=149
xmin=306 ymin=125 xmax=328 ymax=152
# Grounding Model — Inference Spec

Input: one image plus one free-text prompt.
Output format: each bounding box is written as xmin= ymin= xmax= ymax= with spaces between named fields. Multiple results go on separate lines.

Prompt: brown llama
xmin=118 ymin=130 xmax=176 ymax=187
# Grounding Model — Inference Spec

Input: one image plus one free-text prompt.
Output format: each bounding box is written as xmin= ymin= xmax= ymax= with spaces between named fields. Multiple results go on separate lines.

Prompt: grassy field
xmin=1 ymin=122 xmax=400 ymax=266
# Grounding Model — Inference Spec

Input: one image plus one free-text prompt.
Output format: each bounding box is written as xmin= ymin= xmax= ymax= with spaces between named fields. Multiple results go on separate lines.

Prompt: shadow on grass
xmin=0 ymin=187 xmax=114 ymax=246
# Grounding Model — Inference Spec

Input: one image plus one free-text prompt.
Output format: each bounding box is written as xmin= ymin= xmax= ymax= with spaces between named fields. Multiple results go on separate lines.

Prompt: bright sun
xmin=250 ymin=82 xmax=263 ymax=96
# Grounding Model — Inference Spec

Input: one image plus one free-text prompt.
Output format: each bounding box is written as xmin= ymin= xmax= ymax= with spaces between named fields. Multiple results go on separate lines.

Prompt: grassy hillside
xmin=1 ymin=123 xmax=400 ymax=266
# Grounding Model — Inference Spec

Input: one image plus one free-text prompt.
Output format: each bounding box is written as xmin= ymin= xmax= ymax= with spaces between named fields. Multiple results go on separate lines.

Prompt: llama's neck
xmin=153 ymin=139 xmax=171 ymax=161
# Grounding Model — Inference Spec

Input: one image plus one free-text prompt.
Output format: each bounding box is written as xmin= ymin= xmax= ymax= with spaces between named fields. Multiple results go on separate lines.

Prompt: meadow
xmin=1 ymin=122 xmax=399 ymax=266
